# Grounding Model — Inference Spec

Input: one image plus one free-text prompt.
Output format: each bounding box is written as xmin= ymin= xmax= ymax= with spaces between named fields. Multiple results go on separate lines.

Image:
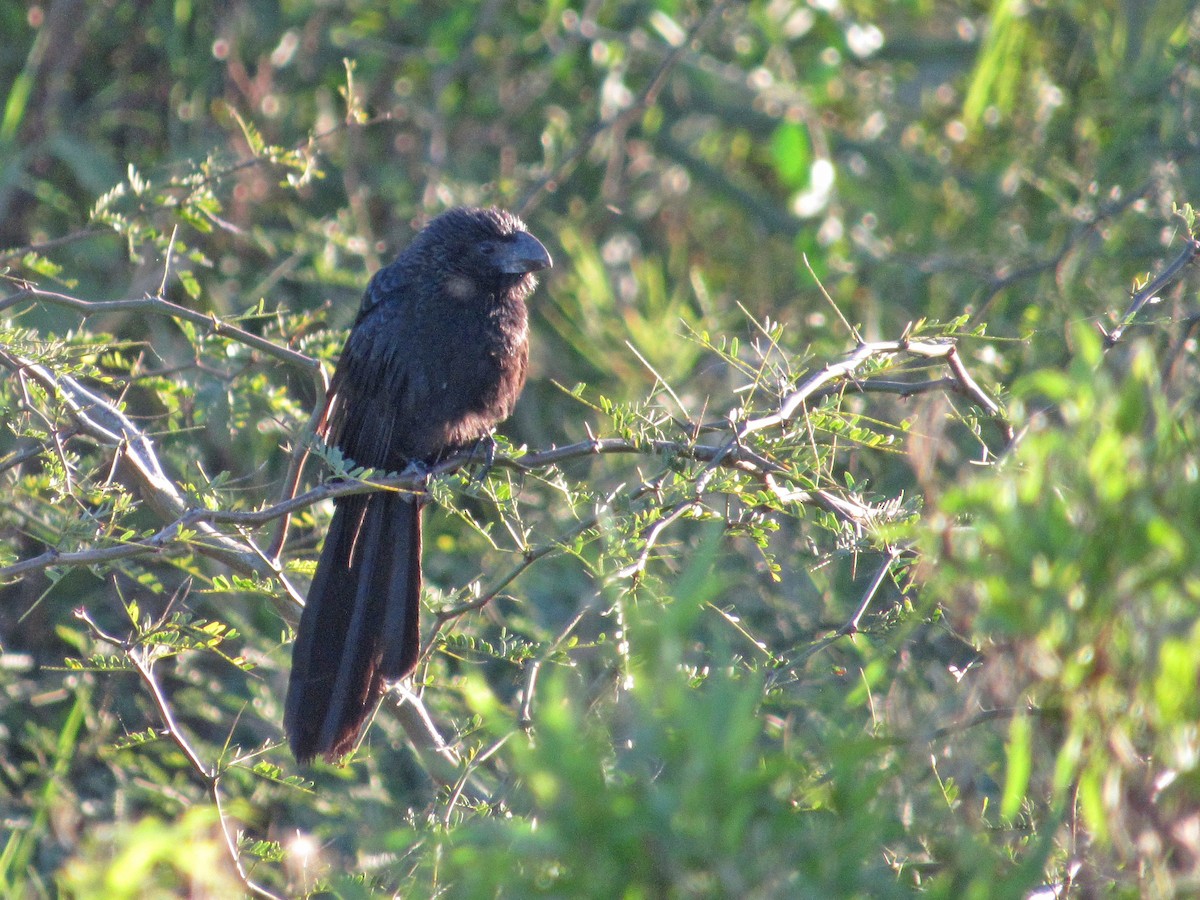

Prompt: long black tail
xmin=285 ymin=491 xmax=422 ymax=763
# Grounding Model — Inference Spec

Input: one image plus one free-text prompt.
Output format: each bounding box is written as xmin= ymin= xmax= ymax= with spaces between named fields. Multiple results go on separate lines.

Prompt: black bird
xmin=285 ymin=207 xmax=551 ymax=763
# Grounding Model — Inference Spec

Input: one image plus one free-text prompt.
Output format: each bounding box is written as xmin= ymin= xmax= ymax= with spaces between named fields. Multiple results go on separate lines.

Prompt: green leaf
xmin=1001 ymin=712 xmax=1032 ymax=820
xmin=770 ymin=123 xmax=812 ymax=189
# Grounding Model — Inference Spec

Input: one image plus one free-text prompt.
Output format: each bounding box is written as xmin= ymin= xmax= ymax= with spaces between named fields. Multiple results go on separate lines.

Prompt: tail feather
xmin=285 ymin=492 xmax=423 ymax=763
xmin=315 ymin=497 xmax=388 ymax=755
xmin=380 ymin=500 xmax=422 ymax=676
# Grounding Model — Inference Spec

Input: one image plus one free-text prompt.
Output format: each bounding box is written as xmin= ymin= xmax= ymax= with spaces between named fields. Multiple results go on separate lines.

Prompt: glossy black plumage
xmin=285 ymin=207 xmax=551 ymax=763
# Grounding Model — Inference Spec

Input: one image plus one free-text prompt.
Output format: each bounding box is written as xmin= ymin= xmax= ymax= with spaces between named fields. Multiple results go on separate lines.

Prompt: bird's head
xmin=420 ymin=207 xmax=552 ymax=301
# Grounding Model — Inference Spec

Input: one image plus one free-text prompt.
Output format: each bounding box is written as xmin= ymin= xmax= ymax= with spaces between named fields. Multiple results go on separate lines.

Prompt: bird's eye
xmin=478 ymin=241 xmax=496 ymax=255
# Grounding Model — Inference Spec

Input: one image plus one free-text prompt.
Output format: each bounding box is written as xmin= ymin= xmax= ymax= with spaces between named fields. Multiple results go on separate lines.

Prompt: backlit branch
xmin=0 ymin=333 xmax=1005 ymax=588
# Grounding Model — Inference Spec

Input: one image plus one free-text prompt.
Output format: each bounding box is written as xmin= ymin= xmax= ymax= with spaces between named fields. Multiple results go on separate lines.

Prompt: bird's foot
xmin=402 ymin=458 xmax=434 ymax=500
xmin=466 ymin=433 xmax=499 ymax=487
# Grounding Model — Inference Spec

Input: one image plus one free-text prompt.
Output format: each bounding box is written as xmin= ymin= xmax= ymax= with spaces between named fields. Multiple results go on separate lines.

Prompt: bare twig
xmin=803 ymin=253 xmax=862 ymax=344
xmin=838 ymin=551 xmax=900 ymax=636
xmin=266 ymin=398 xmax=329 ymax=562
xmin=442 ymin=732 xmax=510 ymax=827
xmin=0 ymin=285 xmax=325 ymax=388
xmin=1102 ymin=237 xmax=1200 ymax=347
xmin=613 ymin=498 xmax=699 ymax=581
xmin=519 ymin=602 xmax=593 ymax=728
xmin=389 ymin=684 xmax=476 ymax=791
xmin=0 ymin=226 xmax=108 ymax=264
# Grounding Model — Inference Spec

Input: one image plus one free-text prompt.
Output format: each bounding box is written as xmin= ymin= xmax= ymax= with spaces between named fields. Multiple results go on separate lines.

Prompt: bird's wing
xmin=322 ymin=298 xmax=420 ymax=471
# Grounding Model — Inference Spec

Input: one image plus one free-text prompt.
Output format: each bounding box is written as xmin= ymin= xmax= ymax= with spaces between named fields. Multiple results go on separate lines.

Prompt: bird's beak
xmin=498 ymin=231 xmax=553 ymax=275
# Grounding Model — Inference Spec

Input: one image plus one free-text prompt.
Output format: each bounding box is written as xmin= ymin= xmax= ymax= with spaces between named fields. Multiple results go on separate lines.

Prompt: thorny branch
xmin=0 ymin=347 xmax=306 ymax=610
xmin=1 ymin=318 xmax=1004 ymax=779
xmin=0 ymin=335 xmax=1005 ymax=586
xmin=1 ymin=277 xmax=1008 ymax=810
xmin=741 ymin=335 xmax=1012 ymax=446
xmin=0 ymin=280 xmax=341 ymax=565
xmin=0 ymin=285 xmax=324 ymax=385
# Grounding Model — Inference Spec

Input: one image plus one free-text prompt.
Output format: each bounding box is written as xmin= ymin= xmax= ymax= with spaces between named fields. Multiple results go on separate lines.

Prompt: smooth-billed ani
xmin=285 ymin=207 xmax=551 ymax=764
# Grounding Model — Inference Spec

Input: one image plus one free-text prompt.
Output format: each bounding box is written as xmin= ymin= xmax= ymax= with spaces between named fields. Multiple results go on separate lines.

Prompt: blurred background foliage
xmin=2 ymin=0 xmax=1200 ymax=896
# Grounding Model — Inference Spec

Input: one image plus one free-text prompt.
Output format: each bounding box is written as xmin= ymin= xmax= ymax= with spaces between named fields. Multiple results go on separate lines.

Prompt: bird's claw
xmin=467 ymin=433 xmax=498 ymax=488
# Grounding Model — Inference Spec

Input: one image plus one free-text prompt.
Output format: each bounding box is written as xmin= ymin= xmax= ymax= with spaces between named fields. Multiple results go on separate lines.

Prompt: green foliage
xmin=923 ymin=326 xmax=1200 ymax=885
xmin=2 ymin=0 xmax=1199 ymax=897
xmin=432 ymin=560 xmax=905 ymax=897
xmin=56 ymin=807 xmax=242 ymax=899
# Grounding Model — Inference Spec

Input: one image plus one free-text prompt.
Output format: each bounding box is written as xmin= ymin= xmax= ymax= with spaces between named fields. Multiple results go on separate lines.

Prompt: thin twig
xmin=838 ymin=551 xmax=899 ymax=636
xmin=519 ymin=603 xmax=593 ymax=728
xmin=613 ymin=498 xmax=699 ymax=581
xmin=0 ymin=226 xmax=108 ymax=264
xmin=803 ymin=252 xmax=861 ymax=344
xmin=0 ymin=285 xmax=325 ymax=388
xmin=389 ymin=684 xmax=475 ymax=791
xmin=76 ymin=608 xmax=284 ymax=900
xmin=1102 ymin=237 xmax=1200 ymax=346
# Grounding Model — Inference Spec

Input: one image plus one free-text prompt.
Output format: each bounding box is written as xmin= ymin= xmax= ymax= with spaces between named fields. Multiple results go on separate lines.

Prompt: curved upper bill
xmin=498 ymin=231 xmax=553 ymax=275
